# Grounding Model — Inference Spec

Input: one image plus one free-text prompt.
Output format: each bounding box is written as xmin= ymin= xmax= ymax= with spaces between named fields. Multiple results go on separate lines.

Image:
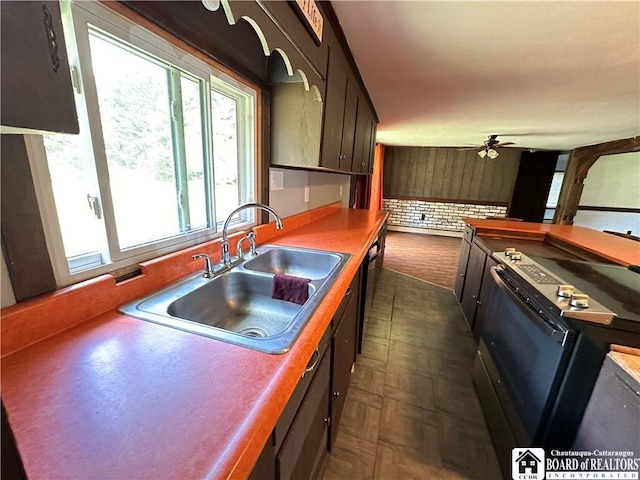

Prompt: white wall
xmin=573 ymin=211 xmax=640 ymax=235
xmin=573 ymin=152 xmax=640 ymax=234
xmin=579 ymin=152 xmax=640 ymax=208
xmin=268 ymin=168 xmax=350 ymax=218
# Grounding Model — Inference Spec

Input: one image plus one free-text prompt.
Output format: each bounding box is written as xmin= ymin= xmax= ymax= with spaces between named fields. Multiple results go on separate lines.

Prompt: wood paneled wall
xmin=383 ymin=146 xmax=521 ymax=204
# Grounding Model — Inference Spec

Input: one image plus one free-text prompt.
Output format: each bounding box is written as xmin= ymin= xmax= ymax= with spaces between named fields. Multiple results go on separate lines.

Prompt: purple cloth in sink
xmin=272 ymin=273 xmax=311 ymax=305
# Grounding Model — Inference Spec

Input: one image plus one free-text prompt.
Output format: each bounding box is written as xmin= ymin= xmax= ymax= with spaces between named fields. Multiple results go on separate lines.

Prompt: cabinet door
xmin=352 ymin=98 xmax=377 ymax=173
xmin=277 ymin=352 xmax=330 ymax=480
xmin=330 ymin=281 xmax=358 ymax=448
xmin=454 ymin=239 xmax=472 ymax=302
xmin=1 ymin=1 xmax=78 ymax=134
xmin=365 ymin=119 xmax=377 ymax=174
xmin=460 ymin=242 xmax=487 ymax=329
xmin=473 ymin=256 xmax=497 ymax=340
xmin=273 ymin=325 xmax=331 ymax=451
xmin=573 ymin=354 xmax=640 ymax=452
xmin=351 ymin=99 xmax=367 ymax=173
xmin=320 ymin=45 xmax=348 ymax=170
xmin=338 ymin=75 xmax=359 ymax=171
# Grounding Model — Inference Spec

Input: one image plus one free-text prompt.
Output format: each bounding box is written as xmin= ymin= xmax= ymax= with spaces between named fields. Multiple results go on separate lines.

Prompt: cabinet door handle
xmin=459 ymin=274 xmax=464 ymax=278
xmin=324 ymin=417 xmax=331 ymax=426
xmin=42 ymin=5 xmax=60 ymax=73
xmin=302 ymin=349 xmax=319 ymax=377
xmin=476 ymin=300 xmax=482 ymax=305
xmin=344 ymin=288 xmax=352 ymax=298
xmin=333 ymin=391 xmax=340 ymax=397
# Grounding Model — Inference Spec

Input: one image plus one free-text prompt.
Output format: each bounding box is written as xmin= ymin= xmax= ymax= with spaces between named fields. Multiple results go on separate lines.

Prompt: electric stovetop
xmin=531 ymin=257 xmax=640 ymax=324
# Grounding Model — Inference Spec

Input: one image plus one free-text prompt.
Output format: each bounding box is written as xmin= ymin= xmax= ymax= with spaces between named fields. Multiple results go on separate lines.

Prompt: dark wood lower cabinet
xmin=472 ymin=256 xmax=497 ymax=340
xmin=329 ymin=284 xmax=358 ymax=449
xmin=249 ymin=440 xmax=276 ymax=480
xmin=1 ymin=400 xmax=27 ymax=480
xmin=250 ymin=269 xmax=360 ymax=479
xmin=460 ymin=241 xmax=487 ymax=330
xmin=277 ymin=352 xmax=330 ymax=480
xmin=454 ymin=237 xmax=471 ymax=302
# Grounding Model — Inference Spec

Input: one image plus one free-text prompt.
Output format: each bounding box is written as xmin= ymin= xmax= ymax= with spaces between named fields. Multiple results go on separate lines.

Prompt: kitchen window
xmin=27 ymin=1 xmax=258 ymax=286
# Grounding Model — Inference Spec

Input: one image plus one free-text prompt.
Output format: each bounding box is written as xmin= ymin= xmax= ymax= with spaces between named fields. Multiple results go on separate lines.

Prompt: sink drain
xmin=238 ymin=327 xmax=268 ymax=338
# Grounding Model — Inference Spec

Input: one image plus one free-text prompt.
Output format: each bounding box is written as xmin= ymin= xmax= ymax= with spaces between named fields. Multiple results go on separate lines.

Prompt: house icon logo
xmin=512 ymin=448 xmax=545 ymax=480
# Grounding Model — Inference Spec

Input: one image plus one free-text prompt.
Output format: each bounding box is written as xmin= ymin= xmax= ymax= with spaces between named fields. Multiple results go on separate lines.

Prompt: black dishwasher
xmin=358 ymin=222 xmax=386 ymax=353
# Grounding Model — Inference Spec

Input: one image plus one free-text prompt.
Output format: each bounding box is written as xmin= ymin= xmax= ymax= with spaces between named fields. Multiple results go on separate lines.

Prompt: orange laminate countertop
xmin=462 ymin=218 xmax=640 ymax=266
xmin=1 ymin=207 xmax=388 ymax=480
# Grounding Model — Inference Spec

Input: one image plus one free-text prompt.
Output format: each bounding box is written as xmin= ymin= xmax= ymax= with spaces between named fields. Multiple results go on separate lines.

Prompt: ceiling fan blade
xmin=496 ymin=141 xmax=515 ymax=147
xmin=457 ymin=146 xmax=481 ymax=151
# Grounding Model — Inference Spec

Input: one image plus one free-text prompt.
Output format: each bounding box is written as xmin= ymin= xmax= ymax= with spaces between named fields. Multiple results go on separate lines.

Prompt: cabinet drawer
xmin=277 ymin=352 xmax=330 ymax=480
xmin=332 ymin=273 xmax=358 ymax=334
xmin=273 ymin=324 xmax=331 ymax=451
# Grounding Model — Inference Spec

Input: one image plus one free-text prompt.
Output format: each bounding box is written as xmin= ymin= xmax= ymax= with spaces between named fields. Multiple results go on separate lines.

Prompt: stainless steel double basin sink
xmin=120 ymin=245 xmax=350 ymax=354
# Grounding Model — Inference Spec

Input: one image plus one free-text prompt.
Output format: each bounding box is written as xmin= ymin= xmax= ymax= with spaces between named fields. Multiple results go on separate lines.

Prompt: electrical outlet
xmin=304 ymin=186 xmax=310 ymax=203
xmin=270 ymin=170 xmax=284 ymax=191
xmin=339 ymin=185 xmax=343 ymax=196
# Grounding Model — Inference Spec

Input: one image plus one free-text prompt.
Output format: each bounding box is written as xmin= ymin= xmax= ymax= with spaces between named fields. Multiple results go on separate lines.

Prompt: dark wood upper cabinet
xmin=1 ymin=1 xmax=79 ymax=134
xmin=259 ymin=1 xmax=328 ymax=78
xmin=126 ymin=1 xmax=377 ymax=174
xmin=338 ymin=74 xmax=359 ymax=171
xmin=352 ymin=96 xmax=377 ymax=174
xmin=320 ymin=45 xmax=350 ymax=170
xmin=319 ymin=47 xmax=373 ymax=173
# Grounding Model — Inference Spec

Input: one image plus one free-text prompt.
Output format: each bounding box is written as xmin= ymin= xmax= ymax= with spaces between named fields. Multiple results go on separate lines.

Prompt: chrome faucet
xmin=221 ymin=203 xmax=283 ymax=266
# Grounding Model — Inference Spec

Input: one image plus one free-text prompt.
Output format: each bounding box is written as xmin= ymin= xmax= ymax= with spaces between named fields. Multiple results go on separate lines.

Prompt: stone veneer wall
xmin=383 ymin=198 xmax=508 ymax=232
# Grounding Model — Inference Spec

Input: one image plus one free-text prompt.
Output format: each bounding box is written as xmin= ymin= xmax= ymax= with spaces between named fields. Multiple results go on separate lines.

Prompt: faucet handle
xmin=192 ymin=254 xmax=215 ymax=278
xmin=247 ymin=231 xmax=257 ymax=257
xmin=236 ymin=231 xmax=256 ymax=260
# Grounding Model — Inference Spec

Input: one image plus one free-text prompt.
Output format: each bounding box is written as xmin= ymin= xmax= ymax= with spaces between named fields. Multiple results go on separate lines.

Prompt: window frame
xmin=26 ymin=0 xmax=261 ymax=287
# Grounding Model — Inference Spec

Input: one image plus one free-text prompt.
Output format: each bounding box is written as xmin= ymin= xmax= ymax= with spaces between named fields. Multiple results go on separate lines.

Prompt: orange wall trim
xmin=1 ymin=202 xmax=343 ymax=357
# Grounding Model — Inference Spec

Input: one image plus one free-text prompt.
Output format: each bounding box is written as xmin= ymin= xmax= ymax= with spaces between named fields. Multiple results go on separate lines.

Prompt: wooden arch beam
xmin=554 ymin=136 xmax=640 ymax=224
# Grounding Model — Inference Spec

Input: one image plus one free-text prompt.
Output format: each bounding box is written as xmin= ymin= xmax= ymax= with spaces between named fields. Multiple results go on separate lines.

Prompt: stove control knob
xmin=570 ymin=293 xmax=590 ymax=308
xmin=510 ymin=251 xmax=522 ymax=261
xmin=505 ymin=248 xmax=516 ymax=257
xmin=557 ymin=284 xmax=575 ymax=298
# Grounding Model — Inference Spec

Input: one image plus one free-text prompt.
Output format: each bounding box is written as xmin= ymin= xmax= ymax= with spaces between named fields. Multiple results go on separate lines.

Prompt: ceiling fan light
xmin=477 ymin=149 xmax=487 ymax=158
xmin=487 ymin=148 xmax=499 ymax=159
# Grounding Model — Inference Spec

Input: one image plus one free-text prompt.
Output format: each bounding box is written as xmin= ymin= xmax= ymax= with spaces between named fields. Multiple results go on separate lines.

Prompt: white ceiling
xmin=331 ymin=1 xmax=640 ymax=151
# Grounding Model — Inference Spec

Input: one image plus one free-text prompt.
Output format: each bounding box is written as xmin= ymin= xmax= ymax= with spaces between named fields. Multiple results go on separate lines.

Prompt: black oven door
xmin=481 ymin=265 xmax=575 ymax=444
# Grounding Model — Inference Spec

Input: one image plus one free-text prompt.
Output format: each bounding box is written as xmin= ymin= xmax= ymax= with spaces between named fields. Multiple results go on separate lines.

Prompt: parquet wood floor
xmin=322 ymin=269 xmax=501 ymax=480
xmin=383 ymin=231 xmax=462 ymax=290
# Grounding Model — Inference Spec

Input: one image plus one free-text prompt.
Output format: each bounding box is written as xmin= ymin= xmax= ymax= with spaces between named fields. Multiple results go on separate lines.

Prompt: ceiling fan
xmin=459 ymin=135 xmax=515 ymax=159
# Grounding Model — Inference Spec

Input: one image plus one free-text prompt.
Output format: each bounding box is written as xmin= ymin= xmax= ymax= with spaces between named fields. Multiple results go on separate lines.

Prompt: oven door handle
xmin=368 ymin=241 xmax=381 ymax=261
xmin=491 ymin=266 xmax=569 ymax=345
